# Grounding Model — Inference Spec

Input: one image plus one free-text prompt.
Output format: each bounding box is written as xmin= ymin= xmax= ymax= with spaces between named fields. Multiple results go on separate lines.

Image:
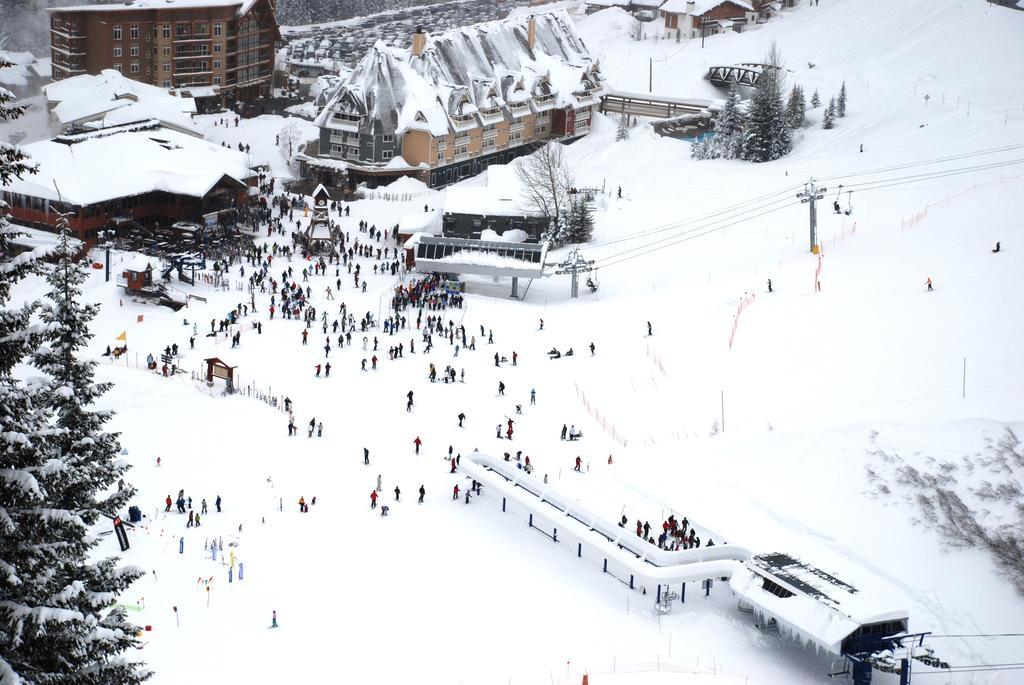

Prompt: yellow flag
xmin=116 ymin=331 xmax=127 ymax=341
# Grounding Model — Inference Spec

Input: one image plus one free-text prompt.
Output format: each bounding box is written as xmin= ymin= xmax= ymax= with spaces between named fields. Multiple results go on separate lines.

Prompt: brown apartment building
xmin=46 ymin=0 xmax=280 ymax=106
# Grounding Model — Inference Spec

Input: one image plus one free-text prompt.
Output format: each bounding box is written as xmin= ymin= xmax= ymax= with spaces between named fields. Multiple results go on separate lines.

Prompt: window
xmin=113 ymin=25 xmax=122 ymax=40
xmin=437 ymin=151 xmax=444 ymax=161
xmin=163 ymin=62 xmax=170 ymax=72
xmin=162 ymin=24 xmax=171 ymax=39
xmin=129 ymin=24 xmax=139 ymax=39
xmin=213 ymin=59 xmax=221 ymax=69
xmin=331 ymin=144 xmax=343 ymax=153
xmin=214 ymin=43 xmax=221 ymax=53
xmin=163 ymin=80 xmax=171 ymax=88
xmin=214 ymin=22 xmax=223 ymax=36
xmin=114 ymin=63 xmax=123 ymax=73
xmin=145 ymin=67 xmax=151 ymax=76
xmin=382 ymin=150 xmax=393 ymax=160
xmin=130 ymin=62 xmax=139 ymax=74
xmin=382 ymin=134 xmax=394 ymax=143
xmin=176 ymin=23 xmax=188 ymax=37
xmin=195 ymin=23 xmax=208 ymax=35
xmin=113 ymin=46 xmax=123 ymax=57
xmin=130 ymin=44 xmax=139 ymax=56
xmin=214 ymin=76 xmax=221 ymax=85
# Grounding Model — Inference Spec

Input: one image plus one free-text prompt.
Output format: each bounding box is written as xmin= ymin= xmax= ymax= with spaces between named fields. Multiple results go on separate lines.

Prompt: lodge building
xmin=45 ymin=0 xmax=280 ymax=106
xmin=301 ymin=10 xmax=605 ymax=189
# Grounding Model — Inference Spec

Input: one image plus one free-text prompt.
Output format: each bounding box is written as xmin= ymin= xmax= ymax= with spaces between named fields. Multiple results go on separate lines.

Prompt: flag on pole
xmin=137 ymin=315 xmax=144 ymax=323
xmin=116 ymin=331 xmax=127 ymax=341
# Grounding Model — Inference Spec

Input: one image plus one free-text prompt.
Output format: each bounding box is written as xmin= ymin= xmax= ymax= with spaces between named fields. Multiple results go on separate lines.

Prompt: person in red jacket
xmin=370 ymin=490 xmax=378 ymax=509
xmin=574 ymin=456 xmax=582 ymax=472
xmin=165 ymin=495 xmax=172 ymax=512
xmin=414 ymin=436 xmax=422 ymax=454
xmin=450 ymin=458 xmax=456 ymax=473
xmin=452 ymin=484 xmax=459 ymax=500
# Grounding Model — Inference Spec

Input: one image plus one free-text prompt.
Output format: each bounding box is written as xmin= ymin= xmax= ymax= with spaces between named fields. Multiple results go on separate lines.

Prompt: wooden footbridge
xmin=600 ymin=90 xmax=723 ymax=119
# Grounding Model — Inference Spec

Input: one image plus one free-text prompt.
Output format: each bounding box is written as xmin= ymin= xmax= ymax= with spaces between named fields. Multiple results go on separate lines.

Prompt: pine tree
xmin=786 ymin=85 xmax=805 ymax=129
xmin=566 ymin=198 xmax=595 ymax=244
xmin=1 ymin=59 xmax=150 ymax=680
xmin=837 ymin=81 xmax=847 ymax=118
xmin=811 ymin=89 xmax=821 ymax=108
xmin=741 ymin=43 xmax=792 ymax=163
xmin=822 ymin=97 xmax=837 ymax=129
xmin=615 ymin=113 xmax=630 ymax=142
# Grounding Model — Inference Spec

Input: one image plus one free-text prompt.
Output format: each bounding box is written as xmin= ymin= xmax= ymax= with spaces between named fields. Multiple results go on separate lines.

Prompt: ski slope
xmin=6 ymin=0 xmax=1024 ymax=682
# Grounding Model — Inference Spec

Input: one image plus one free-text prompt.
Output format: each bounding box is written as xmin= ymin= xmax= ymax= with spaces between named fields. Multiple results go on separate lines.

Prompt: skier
xmin=561 ymin=424 xmax=568 ymax=441
xmin=497 ymin=381 xmax=505 ymax=396
xmin=201 ymin=498 xmax=208 ymax=514
xmin=407 ymin=390 xmax=414 ymax=412
xmin=364 ymin=447 xmax=370 ymax=465
xmin=165 ymin=495 xmax=172 ymax=512
xmin=926 ymin=276 xmax=933 ymax=292
xmin=418 ymin=485 xmax=425 ymax=503
xmin=377 ymin=474 xmax=382 ymax=491
xmin=530 ymin=388 xmax=536 ymax=405
xmin=589 ymin=342 xmax=595 ymax=355
xmin=216 ymin=495 xmax=222 ymax=512
xmin=458 ymin=412 xmax=466 ymax=428
xmin=452 ymin=484 xmax=460 ymax=500
xmin=271 ymin=610 xmax=278 ymax=628
xmin=370 ymin=490 xmax=378 ymax=509
xmin=394 ymin=486 xmax=401 ymax=501
xmin=450 ymin=458 xmax=457 ymax=473
xmin=574 ymin=456 xmax=582 ymax=472
xmin=993 ymin=241 xmax=1001 ymax=253
xmin=767 ymin=279 xmax=773 ymax=293
xmin=647 ymin=321 xmax=653 ymax=336
xmin=413 ymin=436 xmax=422 ymax=454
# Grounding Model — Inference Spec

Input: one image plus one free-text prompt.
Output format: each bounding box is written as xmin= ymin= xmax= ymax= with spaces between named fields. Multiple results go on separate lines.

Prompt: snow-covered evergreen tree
xmin=823 ymin=97 xmax=837 ymax=129
xmin=810 ymin=89 xmax=821 ymax=108
xmin=837 ymin=81 xmax=847 ymax=117
xmin=2 ymin=214 xmax=150 ymax=684
xmin=693 ymin=84 xmax=744 ymax=161
xmin=615 ymin=113 xmax=630 ymax=142
xmin=786 ymin=85 xmax=805 ymax=128
xmin=741 ymin=44 xmax=792 ymax=163
xmin=566 ymin=198 xmax=595 ymax=244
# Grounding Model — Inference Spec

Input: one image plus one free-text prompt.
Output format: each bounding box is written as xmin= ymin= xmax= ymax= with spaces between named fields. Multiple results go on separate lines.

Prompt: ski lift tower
xmin=554 ymin=248 xmax=595 ymax=298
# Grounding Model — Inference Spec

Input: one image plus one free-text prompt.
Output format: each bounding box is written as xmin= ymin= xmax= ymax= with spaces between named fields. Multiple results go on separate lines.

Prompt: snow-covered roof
xmin=730 ymin=554 xmax=909 ymax=655
xmin=661 ymin=0 xmax=753 ymax=14
xmin=53 ymin=0 xmax=242 ymax=11
xmin=123 ymin=256 xmax=154 ymax=272
xmin=316 ymin=10 xmax=604 ymax=138
xmin=4 ymin=123 xmax=254 ymax=207
xmin=398 ymin=211 xmax=442 ymax=236
xmin=43 ymin=70 xmax=198 ymax=135
xmin=7 ymin=223 xmax=84 ymax=253
xmin=443 ymin=164 xmax=537 ymax=217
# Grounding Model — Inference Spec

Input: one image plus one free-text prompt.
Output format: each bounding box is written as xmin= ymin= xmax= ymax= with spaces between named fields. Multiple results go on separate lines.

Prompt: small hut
xmin=120 ymin=256 xmax=154 ymax=293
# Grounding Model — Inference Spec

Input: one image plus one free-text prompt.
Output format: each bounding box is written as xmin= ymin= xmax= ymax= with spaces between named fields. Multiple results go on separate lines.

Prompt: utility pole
xmin=797 ymin=178 xmax=827 ymax=252
xmin=554 ymin=247 xmax=595 ymax=299
xmin=701 ymin=16 xmax=713 ymax=49
xmin=649 ymin=57 xmax=653 ymax=93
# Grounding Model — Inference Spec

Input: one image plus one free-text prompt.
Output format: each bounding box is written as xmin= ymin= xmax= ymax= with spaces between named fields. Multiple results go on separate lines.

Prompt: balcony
xmin=509 ymin=121 xmax=526 ymax=132
xmin=451 ymin=153 xmax=470 ymax=163
xmin=49 ymin=27 xmax=85 ymax=40
xmin=175 ymin=50 xmax=212 ymax=59
xmin=453 ymin=134 xmax=471 ymax=146
xmin=482 ymin=127 xmax=499 ymax=139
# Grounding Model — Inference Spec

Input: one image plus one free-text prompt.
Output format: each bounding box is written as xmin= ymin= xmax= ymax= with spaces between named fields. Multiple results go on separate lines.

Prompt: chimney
xmin=411 ymin=26 xmax=427 ymax=57
xmin=686 ymin=0 xmax=695 ymax=14
xmin=527 ymin=15 xmax=537 ymax=51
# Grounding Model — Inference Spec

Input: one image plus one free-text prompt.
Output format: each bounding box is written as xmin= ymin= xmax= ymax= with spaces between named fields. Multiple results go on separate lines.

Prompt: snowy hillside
xmin=5 ymin=0 xmax=1024 ymax=683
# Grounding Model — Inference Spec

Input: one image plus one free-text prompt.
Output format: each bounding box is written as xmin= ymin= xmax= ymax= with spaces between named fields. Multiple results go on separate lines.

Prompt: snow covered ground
xmin=6 ymin=0 xmax=1024 ymax=682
